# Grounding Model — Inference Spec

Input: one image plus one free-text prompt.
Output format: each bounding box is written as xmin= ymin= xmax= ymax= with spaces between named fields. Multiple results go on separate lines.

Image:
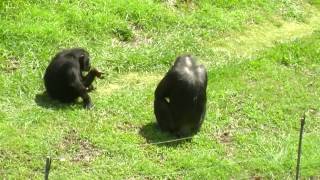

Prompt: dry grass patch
xmin=96 ymin=72 xmax=162 ymax=96
xmin=57 ymin=129 xmax=102 ymax=163
xmin=204 ymin=9 xmax=320 ymax=67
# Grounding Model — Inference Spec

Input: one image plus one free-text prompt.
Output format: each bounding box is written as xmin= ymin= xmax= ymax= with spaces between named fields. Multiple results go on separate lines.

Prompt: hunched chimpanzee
xmin=44 ymin=48 xmax=103 ymax=109
xmin=154 ymin=55 xmax=207 ymax=137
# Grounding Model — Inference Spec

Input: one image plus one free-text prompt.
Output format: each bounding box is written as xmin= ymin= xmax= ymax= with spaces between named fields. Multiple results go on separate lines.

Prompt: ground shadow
xmin=35 ymin=92 xmax=80 ymax=110
xmin=139 ymin=122 xmax=192 ymax=147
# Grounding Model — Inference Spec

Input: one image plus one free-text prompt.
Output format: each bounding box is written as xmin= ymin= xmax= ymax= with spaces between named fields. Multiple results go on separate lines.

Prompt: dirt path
xmin=205 ymin=8 xmax=320 ymax=67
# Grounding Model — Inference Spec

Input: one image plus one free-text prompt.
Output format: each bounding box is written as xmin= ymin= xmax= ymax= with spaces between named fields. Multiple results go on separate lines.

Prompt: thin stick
xmin=296 ymin=113 xmax=306 ymax=180
xmin=148 ymin=136 xmax=193 ymax=145
xmin=44 ymin=156 xmax=52 ymax=180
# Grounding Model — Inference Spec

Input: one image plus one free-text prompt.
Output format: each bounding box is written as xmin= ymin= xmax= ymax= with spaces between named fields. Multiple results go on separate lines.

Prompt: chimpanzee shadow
xmin=35 ymin=92 xmax=79 ymax=109
xmin=139 ymin=122 xmax=192 ymax=147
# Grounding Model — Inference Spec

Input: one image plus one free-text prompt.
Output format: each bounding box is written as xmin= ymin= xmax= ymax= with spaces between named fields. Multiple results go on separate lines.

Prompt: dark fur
xmin=154 ymin=55 xmax=207 ymax=137
xmin=44 ymin=48 xmax=100 ymax=109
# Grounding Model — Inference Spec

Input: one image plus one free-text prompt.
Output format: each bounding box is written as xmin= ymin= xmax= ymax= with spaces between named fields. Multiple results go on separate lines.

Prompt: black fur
xmin=154 ymin=55 xmax=207 ymax=137
xmin=44 ymin=48 xmax=102 ymax=109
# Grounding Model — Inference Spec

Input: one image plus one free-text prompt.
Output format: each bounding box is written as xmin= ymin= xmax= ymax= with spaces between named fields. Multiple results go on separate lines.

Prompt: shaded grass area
xmin=0 ymin=0 xmax=320 ymax=179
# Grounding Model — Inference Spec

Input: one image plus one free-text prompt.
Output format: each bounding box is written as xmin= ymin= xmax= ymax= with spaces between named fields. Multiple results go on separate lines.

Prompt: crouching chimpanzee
xmin=154 ymin=55 xmax=207 ymax=137
xmin=44 ymin=48 xmax=103 ymax=109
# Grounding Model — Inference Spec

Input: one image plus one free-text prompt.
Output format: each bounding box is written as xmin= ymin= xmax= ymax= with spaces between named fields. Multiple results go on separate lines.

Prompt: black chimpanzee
xmin=154 ymin=55 xmax=207 ymax=137
xmin=44 ymin=48 xmax=103 ymax=109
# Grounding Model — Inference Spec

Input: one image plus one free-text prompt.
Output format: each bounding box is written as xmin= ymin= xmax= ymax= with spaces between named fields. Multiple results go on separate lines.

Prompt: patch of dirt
xmin=309 ymin=108 xmax=320 ymax=117
xmin=57 ymin=129 xmax=102 ymax=163
xmin=111 ymin=24 xmax=153 ymax=48
xmin=116 ymin=121 xmax=140 ymax=132
xmin=121 ymin=72 xmax=162 ymax=83
xmin=1 ymin=56 xmax=20 ymax=73
xmin=131 ymin=31 xmax=153 ymax=48
xmin=96 ymin=83 xmax=122 ymax=95
xmin=162 ymin=0 xmax=197 ymax=10
xmin=97 ymin=72 xmax=162 ymax=96
xmin=218 ymin=131 xmax=233 ymax=144
xmin=251 ymin=175 xmax=263 ymax=180
xmin=213 ymin=128 xmax=237 ymax=158
xmin=166 ymin=0 xmax=176 ymax=7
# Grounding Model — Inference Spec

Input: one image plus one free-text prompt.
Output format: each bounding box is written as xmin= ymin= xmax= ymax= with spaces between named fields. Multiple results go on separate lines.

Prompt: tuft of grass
xmin=112 ymin=24 xmax=134 ymax=42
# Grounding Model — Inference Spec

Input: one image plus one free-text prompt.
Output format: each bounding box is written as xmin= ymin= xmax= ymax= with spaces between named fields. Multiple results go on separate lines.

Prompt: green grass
xmin=0 ymin=0 xmax=320 ymax=179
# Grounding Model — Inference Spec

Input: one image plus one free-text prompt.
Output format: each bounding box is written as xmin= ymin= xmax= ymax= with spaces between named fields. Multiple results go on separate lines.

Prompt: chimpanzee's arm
xmin=82 ymin=68 xmax=104 ymax=87
xmin=155 ymin=72 xmax=173 ymax=99
xmin=69 ymin=69 xmax=93 ymax=109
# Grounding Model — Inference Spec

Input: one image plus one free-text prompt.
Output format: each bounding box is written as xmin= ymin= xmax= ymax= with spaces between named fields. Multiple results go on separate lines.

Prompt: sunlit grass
xmin=0 ymin=0 xmax=319 ymax=179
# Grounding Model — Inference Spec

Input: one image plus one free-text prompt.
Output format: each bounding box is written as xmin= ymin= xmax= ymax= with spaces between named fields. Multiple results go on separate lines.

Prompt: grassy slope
xmin=0 ymin=0 xmax=319 ymax=179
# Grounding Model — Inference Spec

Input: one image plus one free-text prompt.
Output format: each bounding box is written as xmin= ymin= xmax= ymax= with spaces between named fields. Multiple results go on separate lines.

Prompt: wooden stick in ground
xmin=44 ymin=156 xmax=52 ymax=180
xmin=295 ymin=113 xmax=306 ymax=180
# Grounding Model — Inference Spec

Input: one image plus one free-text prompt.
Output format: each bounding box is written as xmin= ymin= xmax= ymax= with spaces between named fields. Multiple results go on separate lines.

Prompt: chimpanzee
xmin=154 ymin=55 xmax=207 ymax=137
xmin=44 ymin=48 xmax=103 ymax=109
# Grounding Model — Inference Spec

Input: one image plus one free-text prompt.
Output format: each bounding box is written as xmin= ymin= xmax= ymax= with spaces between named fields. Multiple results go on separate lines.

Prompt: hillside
xmin=0 ymin=1 xmax=320 ymax=179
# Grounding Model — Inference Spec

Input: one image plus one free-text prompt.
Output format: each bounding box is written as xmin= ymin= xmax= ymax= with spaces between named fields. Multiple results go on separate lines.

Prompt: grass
xmin=0 ymin=0 xmax=320 ymax=179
